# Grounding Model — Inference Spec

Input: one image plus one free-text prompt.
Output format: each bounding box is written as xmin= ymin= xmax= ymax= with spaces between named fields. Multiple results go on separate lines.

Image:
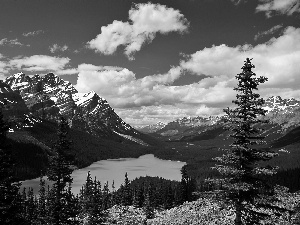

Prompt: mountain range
xmin=1 ymin=72 xmax=300 ymax=182
xmin=136 ymin=96 xmax=300 ymax=145
xmin=0 ymin=72 xmax=162 ymax=180
xmin=1 ymin=72 xmax=152 ymax=145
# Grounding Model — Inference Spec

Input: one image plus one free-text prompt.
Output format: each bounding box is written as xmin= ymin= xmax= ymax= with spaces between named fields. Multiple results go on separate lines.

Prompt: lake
xmin=21 ymin=154 xmax=186 ymax=195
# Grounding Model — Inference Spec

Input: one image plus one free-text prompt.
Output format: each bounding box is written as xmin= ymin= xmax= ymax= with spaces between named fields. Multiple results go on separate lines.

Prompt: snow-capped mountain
xmin=2 ymin=72 xmax=144 ymax=143
xmin=135 ymin=121 xmax=166 ymax=133
xmin=263 ymin=96 xmax=300 ymax=130
xmin=151 ymin=96 xmax=300 ymax=141
xmin=263 ymin=96 xmax=300 ymax=113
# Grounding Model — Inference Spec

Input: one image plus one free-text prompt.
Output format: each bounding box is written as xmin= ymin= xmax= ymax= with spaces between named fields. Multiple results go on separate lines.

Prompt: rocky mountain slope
xmin=1 ymin=72 xmax=164 ymax=180
xmin=144 ymin=96 xmax=300 ymax=143
xmin=134 ymin=122 xmax=166 ymax=133
xmin=2 ymin=72 xmax=151 ymax=145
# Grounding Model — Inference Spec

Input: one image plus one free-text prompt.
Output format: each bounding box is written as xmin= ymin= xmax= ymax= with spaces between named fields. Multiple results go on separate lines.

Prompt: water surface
xmin=21 ymin=154 xmax=186 ymax=195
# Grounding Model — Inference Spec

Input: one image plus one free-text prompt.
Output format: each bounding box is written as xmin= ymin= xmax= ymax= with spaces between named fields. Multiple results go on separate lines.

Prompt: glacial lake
xmin=21 ymin=154 xmax=186 ymax=195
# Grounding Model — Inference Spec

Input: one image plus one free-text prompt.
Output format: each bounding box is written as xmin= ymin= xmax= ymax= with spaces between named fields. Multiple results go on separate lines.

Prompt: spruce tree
xmin=121 ymin=172 xmax=132 ymax=206
xmin=47 ymin=117 xmax=74 ymax=225
xmin=0 ymin=107 xmax=23 ymax=224
xmin=36 ymin=176 xmax=48 ymax=225
xmin=143 ymin=184 xmax=154 ymax=219
xmin=213 ymin=58 xmax=279 ymax=224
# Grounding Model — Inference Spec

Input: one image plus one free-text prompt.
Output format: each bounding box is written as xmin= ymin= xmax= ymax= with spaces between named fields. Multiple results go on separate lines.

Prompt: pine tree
xmin=213 ymin=58 xmax=279 ymax=224
xmin=25 ymin=187 xmax=37 ymax=224
xmin=47 ymin=116 xmax=74 ymax=225
xmin=80 ymin=171 xmax=94 ymax=216
xmin=143 ymin=184 xmax=154 ymax=219
xmin=110 ymin=180 xmax=116 ymax=207
xmin=121 ymin=172 xmax=132 ymax=206
xmin=35 ymin=176 xmax=48 ymax=225
xmin=0 ymin=107 xmax=23 ymax=224
xmin=180 ymin=165 xmax=195 ymax=203
xmin=64 ymin=183 xmax=80 ymax=225
xmin=79 ymin=172 xmax=107 ymax=225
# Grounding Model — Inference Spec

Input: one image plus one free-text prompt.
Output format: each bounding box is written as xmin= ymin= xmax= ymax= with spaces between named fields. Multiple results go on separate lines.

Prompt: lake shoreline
xmin=20 ymin=154 xmax=186 ymax=195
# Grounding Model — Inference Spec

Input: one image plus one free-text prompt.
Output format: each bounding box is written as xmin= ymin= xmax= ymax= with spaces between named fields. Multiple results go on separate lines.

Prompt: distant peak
xmin=13 ymin=72 xmax=25 ymax=78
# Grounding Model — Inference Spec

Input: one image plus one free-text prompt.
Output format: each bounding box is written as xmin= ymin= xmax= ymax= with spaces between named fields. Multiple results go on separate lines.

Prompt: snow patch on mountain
xmin=113 ymin=131 xmax=149 ymax=146
xmin=3 ymin=72 xmax=143 ymax=144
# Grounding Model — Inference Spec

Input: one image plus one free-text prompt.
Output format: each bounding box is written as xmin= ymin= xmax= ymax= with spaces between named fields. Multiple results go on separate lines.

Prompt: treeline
xmin=115 ymin=169 xmax=197 ymax=210
xmin=17 ymin=171 xmax=197 ymax=224
xmin=1 ymin=112 xmax=198 ymax=224
xmin=153 ymin=143 xmax=300 ymax=193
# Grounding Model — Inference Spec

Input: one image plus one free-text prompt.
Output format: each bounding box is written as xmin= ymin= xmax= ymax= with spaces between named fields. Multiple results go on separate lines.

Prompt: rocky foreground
xmin=104 ymin=188 xmax=300 ymax=225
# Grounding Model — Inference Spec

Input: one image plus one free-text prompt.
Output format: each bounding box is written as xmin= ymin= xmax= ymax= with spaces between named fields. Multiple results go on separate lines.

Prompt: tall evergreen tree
xmin=47 ymin=117 xmax=74 ymax=225
xmin=0 ymin=107 xmax=23 ymax=224
xmin=213 ymin=58 xmax=279 ymax=224
xmin=143 ymin=184 xmax=154 ymax=219
xmin=35 ymin=176 xmax=48 ymax=225
xmin=121 ymin=172 xmax=132 ymax=206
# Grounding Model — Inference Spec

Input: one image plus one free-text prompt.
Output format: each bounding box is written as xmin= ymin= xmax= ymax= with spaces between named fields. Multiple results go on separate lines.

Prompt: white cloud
xmin=181 ymin=26 xmax=300 ymax=91
xmin=0 ymin=38 xmax=23 ymax=46
xmin=23 ymin=30 xmax=44 ymax=37
xmin=10 ymin=55 xmax=71 ymax=72
xmin=75 ymin=61 xmax=236 ymax=111
xmin=77 ymin=26 xmax=300 ymax=126
xmin=87 ymin=3 xmax=189 ymax=59
xmin=49 ymin=44 xmax=68 ymax=53
xmin=254 ymin=24 xmax=283 ymax=40
xmin=116 ymin=105 xmax=198 ymax=126
xmin=256 ymin=0 xmax=300 ymax=17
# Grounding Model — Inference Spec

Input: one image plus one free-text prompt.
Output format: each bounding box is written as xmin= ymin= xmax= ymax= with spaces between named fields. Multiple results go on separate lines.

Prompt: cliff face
xmin=3 ymin=72 xmax=138 ymax=139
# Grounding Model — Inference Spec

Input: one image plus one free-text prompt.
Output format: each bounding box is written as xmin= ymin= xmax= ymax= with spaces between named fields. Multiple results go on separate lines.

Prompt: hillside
xmin=1 ymin=72 xmax=164 ymax=181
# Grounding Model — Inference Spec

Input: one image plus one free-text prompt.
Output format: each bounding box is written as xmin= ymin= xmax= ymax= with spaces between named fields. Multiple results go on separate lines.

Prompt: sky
xmin=0 ymin=0 xmax=299 ymax=127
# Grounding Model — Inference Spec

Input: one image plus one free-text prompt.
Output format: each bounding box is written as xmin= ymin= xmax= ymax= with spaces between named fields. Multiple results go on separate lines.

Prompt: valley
xmin=1 ymin=71 xmax=300 ymax=224
xmin=1 ymin=72 xmax=300 ymax=190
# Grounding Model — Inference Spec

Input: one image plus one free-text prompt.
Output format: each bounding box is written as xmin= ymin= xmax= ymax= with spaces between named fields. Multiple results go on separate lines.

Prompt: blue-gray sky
xmin=0 ymin=0 xmax=299 ymax=126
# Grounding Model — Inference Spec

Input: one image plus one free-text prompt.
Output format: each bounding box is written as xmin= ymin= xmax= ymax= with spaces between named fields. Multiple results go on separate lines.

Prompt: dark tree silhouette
xmin=121 ymin=172 xmax=132 ymax=206
xmin=47 ymin=117 xmax=75 ymax=225
xmin=213 ymin=58 xmax=279 ymax=224
xmin=0 ymin=107 xmax=23 ymax=224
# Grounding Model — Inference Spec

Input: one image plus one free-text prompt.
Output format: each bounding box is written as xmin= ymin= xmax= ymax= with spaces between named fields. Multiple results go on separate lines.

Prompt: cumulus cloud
xmin=75 ymin=61 xmax=236 ymax=111
xmin=0 ymin=38 xmax=23 ymax=46
xmin=181 ymin=26 xmax=300 ymax=91
xmin=49 ymin=44 xmax=68 ymax=53
xmin=76 ymin=64 xmax=184 ymax=106
xmin=9 ymin=55 xmax=71 ymax=72
xmin=256 ymin=0 xmax=300 ymax=17
xmin=87 ymin=3 xmax=189 ymax=59
xmin=254 ymin=24 xmax=283 ymax=40
xmin=22 ymin=30 xmax=44 ymax=37
xmin=78 ymin=26 xmax=300 ymax=126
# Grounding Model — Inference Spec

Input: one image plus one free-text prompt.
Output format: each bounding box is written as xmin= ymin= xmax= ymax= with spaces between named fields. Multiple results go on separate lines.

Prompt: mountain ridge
xmin=2 ymin=72 xmax=148 ymax=145
xmin=137 ymin=96 xmax=300 ymax=143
